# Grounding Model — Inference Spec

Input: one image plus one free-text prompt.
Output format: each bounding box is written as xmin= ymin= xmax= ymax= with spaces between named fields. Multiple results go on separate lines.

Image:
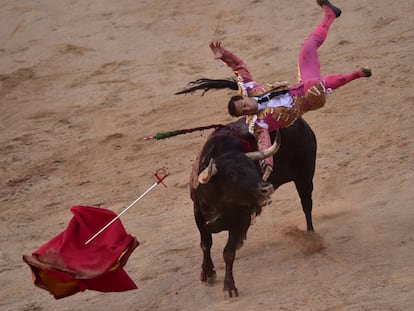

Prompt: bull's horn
xmin=198 ymin=158 xmax=218 ymax=184
xmin=245 ymin=131 xmax=281 ymax=161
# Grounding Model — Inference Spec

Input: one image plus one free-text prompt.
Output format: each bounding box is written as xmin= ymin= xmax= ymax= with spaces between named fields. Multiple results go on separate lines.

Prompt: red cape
xmin=23 ymin=205 xmax=139 ymax=299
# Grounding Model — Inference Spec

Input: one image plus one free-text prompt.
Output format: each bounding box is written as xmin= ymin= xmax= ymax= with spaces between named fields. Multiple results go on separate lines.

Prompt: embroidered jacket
xmin=220 ymin=48 xmax=300 ymax=168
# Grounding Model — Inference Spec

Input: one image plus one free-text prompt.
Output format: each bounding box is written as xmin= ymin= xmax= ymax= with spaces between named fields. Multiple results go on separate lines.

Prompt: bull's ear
xmin=198 ymin=159 xmax=218 ymax=184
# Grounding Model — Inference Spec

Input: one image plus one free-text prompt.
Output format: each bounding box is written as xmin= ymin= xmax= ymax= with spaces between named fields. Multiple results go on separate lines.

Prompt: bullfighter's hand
xmin=209 ymin=41 xmax=224 ymax=59
xmin=262 ymin=165 xmax=273 ymax=181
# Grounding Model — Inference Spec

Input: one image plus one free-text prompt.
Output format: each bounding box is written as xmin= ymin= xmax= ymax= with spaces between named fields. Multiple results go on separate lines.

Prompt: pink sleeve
xmin=256 ymin=127 xmax=274 ymax=168
xmin=261 ymin=112 xmax=286 ymax=131
xmin=220 ymin=49 xmax=254 ymax=83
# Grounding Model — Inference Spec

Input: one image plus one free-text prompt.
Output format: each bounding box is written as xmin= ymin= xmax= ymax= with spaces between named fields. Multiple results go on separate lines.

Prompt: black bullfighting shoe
xmin=359 ymin=67 xmax=372 ymax=78
xmin=317 ymin=0 xmax=342 ymax=18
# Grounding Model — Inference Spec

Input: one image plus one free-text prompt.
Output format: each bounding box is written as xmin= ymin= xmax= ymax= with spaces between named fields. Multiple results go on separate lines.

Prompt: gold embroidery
xmin=247 ymin=81 xmax=290 ymax=97
xmin=297 ymin=83 xmax=327 ymax=113
xmin=258 ymin=102 xmax=300 ymax=128
xmin=235 ymin=72 xmax=248 ymax=96
xmin=245 ymin=115 xmax=257 ymax=134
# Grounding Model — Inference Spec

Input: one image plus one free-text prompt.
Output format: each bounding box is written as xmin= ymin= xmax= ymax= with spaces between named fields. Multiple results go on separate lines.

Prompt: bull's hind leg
xmin=194 ymin=206 xmax=216 ymax=282
xmin=294 ymin=178 xmax=315 ymax=231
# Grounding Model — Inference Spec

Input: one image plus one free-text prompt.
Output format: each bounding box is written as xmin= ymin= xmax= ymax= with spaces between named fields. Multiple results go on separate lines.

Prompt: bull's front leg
xmin=201 ymin=236 xmax=216 ymax=283
xmin=223 ymin=211 xmax=251 ymax=298
xmin=194 ymin=206 xmax=216 ymax=282
xmin=223 ymin=243 xmax=238 ymax=297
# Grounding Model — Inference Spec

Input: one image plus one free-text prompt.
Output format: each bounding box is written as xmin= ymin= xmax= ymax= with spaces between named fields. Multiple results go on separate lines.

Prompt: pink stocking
xmin=323 ymin=70 xmax=363 ymax=90
xmin=297 ymin=7 xmax=337 ymax=85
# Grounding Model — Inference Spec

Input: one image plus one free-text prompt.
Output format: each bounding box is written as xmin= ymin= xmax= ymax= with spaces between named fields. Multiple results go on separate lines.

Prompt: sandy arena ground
xmin=1 ymin=0 xmax=413 ymax=310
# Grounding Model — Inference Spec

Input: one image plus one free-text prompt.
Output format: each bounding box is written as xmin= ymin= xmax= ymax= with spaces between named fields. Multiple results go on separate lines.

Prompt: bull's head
xmin=198 ymin=132 xmax=280 ymax=184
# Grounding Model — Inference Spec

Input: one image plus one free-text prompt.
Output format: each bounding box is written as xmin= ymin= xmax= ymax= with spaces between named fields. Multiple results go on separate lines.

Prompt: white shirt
xmin=255 ymin=93 xmax=294 ymax=110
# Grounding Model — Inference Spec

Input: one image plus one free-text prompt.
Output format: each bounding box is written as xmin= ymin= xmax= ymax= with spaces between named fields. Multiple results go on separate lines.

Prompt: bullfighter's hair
xmin=174 ymin=78 xmax=238 ymax=96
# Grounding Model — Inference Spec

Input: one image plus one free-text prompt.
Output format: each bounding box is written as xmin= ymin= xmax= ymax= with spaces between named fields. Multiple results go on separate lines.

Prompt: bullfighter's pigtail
xmin=174 ymin=78 xmax=238 ymax=95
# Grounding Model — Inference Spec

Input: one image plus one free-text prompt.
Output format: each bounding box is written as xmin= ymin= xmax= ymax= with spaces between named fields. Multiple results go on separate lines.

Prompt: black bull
xmin=189 ymin=117 xmax=317 ymax=297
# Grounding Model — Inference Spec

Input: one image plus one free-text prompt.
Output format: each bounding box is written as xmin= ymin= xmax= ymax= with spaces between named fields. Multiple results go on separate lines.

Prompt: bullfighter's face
xmin=233 ymin=97 xmax=259 ymax=116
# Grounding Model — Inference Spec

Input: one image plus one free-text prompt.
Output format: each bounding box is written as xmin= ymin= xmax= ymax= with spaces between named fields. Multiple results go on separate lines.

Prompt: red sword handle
xmin=154 ymin=168 xmax=169 ymax=188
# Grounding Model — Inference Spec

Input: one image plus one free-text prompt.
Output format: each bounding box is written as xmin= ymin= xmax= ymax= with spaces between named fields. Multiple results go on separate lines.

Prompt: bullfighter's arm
xmin=255 ymin=126 xmax=273 ymax=181
xmin=209 ymin=41 xmax=254 ymax=83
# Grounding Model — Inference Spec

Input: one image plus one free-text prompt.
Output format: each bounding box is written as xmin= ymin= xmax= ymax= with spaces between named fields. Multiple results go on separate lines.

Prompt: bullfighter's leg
xmin=294 ymin=177 xmax=315 ymax=231
xmin=223 ymin=210 xmax=251 ymax=298
xmin=323 ymin=67 xmax=372 ymax=90
xmin=297 ymin=1 xmax=340 ymax=87
xmin=194 ymin=205 xmax=216 ymax=282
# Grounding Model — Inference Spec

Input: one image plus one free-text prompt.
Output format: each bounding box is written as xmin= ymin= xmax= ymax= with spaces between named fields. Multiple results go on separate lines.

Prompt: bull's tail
xmin=174 ymin=78 xmax=238 ymax=96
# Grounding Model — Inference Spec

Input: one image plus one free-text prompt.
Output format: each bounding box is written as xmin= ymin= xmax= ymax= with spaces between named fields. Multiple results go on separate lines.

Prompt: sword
xmin=84 ymin=168 xmax=169 ymax=245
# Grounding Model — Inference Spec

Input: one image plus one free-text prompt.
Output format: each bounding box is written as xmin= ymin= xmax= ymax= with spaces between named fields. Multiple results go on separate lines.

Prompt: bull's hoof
xmin=223 ymin=288 xmax=239 ymax=299
xmin=206 ymin=272 xmax=217 ymax=284
xmin=200 ymin=270 xmax=216 ymax=283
